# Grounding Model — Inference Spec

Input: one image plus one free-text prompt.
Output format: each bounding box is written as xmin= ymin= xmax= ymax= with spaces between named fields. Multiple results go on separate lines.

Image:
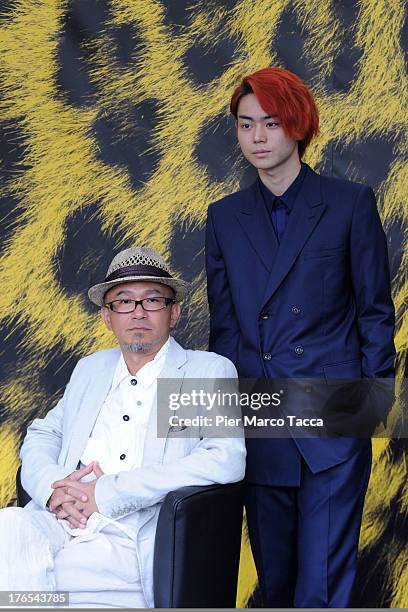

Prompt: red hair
xmin=230 ymin=67 xmax=319 ymax=158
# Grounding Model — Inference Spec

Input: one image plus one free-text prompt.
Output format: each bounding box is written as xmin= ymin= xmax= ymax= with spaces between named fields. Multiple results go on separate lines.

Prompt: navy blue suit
xmin=205 ymin=164 xmax=395 ymax=606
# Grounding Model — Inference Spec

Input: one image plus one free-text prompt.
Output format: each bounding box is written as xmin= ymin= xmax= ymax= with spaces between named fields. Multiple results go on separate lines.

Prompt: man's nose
xmin=253 ymin=124 xmax=266 ymax=143
xmin=132 ymin=303 xmax=146 ymax=318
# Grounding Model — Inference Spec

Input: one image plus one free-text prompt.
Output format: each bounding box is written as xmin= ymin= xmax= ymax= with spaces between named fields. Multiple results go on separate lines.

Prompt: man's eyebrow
xmin=115 ymin=288 xmax=163 ymax=297
xmin=141 ymin=289 xmax=163 ymax=296
xmin=237 ymin=114 xmax=276 ymax=121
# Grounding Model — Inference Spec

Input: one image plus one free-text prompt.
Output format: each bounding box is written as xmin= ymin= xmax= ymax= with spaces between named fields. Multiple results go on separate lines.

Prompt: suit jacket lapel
xmin=236 ymin=180 xmax=279 ymax=272
xmin=261 ymin=168 xmax=327 ymax=309
xmin=65 ymin=351 xmax=120 ymax=470
xmin=142 ymin=337 xmax=187 ymax=467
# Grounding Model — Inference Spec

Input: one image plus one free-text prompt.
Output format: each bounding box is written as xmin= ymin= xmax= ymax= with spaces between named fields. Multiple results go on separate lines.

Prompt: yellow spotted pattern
xmin=0 ymin=0 xmax=406 ymax=606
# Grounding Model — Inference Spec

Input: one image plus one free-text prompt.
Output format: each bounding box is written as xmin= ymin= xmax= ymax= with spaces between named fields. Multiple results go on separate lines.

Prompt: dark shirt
xmin=258 ymin=162 xmax=308 ymax=242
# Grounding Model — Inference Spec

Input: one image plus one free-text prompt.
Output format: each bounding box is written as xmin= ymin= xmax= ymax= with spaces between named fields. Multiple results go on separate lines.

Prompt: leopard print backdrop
xmin=0 ymin=0 xmax=406 ymax=606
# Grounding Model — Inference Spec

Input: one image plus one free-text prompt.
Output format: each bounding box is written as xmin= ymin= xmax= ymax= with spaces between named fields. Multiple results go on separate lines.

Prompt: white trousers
xmin=0 ymin=507 xmax=147 ymax=608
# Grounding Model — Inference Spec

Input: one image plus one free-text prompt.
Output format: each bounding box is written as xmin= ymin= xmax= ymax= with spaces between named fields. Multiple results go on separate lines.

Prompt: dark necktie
xmin=273 ymin=197 xmax=289 ymax=243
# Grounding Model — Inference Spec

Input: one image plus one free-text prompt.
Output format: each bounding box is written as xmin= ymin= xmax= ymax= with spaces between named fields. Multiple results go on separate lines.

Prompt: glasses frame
xmin=104 ymin=297 xmax=175 ymax=313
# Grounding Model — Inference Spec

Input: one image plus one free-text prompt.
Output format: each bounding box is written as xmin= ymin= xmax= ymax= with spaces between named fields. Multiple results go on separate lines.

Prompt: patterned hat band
xmin=105 ymin=265 xmax=172 ymax=283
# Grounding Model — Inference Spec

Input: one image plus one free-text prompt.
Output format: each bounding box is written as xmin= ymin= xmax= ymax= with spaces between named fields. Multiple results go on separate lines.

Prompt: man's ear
xmin=170 ymin=303 xmax=181 ymax=329
xmin=101 ymin=306 xmax=112 ymax=331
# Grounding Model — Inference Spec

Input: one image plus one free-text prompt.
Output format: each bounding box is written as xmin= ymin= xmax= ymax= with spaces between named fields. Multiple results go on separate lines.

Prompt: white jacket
xmin=20 ymin=337 xmax=246 ymax=607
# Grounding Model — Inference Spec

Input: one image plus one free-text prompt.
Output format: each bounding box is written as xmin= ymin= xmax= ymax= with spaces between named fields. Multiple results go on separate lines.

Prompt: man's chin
xmin=121 ymin=334 xmax=168 ymax=354
xmin=248 ymin=156 xmax=276 ymax=171
xmin=122 ymin=341 xmax=153 ymax=353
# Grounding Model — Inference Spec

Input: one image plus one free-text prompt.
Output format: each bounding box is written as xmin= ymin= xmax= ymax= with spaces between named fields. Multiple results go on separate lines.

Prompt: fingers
xmin=52 ymin=478 xmax=70 ymax=490
xmin=48 ymin=490 xmax=87 ymax=512
xmin=64 ymin=514 xmax=86 ymax=529
xmin=53 ymin=463 xmax=96 ymax=489
xmin=73 ymin=504 xmax=93 ymax=518
xmin=55 ymin=502 xmax=87 ymax=528
xmin=65 ymin=487 xmax=88 ymax=502
xmin=68 ymin=462 xmax=97 ymax=481
xmin=93 ymin=462 xmax=105 ymax=478
xmin=49 ymin=493 xmax=68 ymax=512
xmin=53 ymin=505 xmax=69 ymax=519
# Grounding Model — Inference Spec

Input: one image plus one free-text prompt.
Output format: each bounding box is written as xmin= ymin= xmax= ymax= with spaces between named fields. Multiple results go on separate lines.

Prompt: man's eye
xmin=145 ymin=297 xmax=160 ymax=303
xmin=120 ymin=299 xmax=133 ymax=304
xmin=266 ymin=121 xmax=279 ymax=128
xmin=240 ymin=123 xmax=251 ymax=129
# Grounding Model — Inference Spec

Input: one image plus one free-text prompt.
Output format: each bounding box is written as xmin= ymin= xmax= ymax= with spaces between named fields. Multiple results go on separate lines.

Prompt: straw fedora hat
xmin=88 ymin=246 xmax=189 ymax=307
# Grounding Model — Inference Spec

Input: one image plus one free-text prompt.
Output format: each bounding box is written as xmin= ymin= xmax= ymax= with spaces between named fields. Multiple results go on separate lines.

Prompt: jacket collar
xmin=260 ymin=166 xmax=326 ymax=308
xmin=142 ymin=337 xmax=187 ymax=466
xmin=236 ymin=165 xmax=326 ymax=307
xmin=236 ymin=179 xmax=279 ymax=272
xmin=239 ymin=163 xmax=322 ymax=214
xmin=65 ymin=337 xmax=187 ymax=470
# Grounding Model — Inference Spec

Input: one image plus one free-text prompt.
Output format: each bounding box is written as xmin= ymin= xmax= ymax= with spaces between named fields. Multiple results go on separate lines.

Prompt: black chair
xmin=16 ymin=466 xmax=31 ymax=507
xmin=16 ymin=467 xmax=244 ymax=608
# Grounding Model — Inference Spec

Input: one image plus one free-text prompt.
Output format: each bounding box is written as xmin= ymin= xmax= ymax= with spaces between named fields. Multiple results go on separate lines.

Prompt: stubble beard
xmin=122 ymin=341 xmax=153 ymax=352
xmin=121 ymin=333 xmax=168 ymax=353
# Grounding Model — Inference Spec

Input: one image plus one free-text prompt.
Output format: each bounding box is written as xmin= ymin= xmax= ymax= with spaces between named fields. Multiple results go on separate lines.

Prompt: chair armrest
xmin=153 ymin=482 xmax=244 ymax=608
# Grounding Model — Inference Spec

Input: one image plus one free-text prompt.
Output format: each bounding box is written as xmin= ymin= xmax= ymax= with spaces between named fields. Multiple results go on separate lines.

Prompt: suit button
xmin=294 ymin=346 xmax=304 ymax=356
xmin=260 ymin=312 xmax=269 ymax=320
xmin=263 ymin=353 xmax=272 ymax=361
xmin=292 ymin=306 xmax=301 ymax=315
xmin=130 ymin=378 xmax=137 ymax=386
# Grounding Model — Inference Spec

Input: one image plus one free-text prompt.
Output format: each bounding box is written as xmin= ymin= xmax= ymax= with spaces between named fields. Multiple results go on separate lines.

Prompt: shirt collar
xmin=111 ymin=337 xmax=171 ymax=391
xmin=258 ymin=162 xmax=308 ymax=211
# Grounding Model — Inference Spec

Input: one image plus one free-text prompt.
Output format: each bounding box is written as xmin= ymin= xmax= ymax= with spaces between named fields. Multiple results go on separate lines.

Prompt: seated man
xmin=0 ymin=246 xmax=246 ymax=608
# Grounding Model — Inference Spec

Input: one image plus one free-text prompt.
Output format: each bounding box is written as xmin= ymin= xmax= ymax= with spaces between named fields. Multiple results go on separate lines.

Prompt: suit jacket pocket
xmin=168 ymin=424 xmax=189 ymax=433
xmin=304 ymin=246 xmax=347 ymax=260
xmin=323 ymin=358 xmax=362 ymax=384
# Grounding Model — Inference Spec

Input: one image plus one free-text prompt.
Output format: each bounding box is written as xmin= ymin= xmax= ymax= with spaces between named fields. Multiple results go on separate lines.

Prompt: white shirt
xmin=61 ymin=339 xmax=170 ymax=538
xmin=81 ymin=338 xmax=170 ymax=473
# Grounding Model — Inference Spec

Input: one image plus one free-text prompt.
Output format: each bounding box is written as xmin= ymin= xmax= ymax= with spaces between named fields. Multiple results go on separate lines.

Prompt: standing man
xmin=205 ymin=67 xmax=395 ymax=607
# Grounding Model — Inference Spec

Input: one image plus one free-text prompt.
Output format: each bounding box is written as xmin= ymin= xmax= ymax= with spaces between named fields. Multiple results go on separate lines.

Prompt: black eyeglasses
xmin=104 ymin=297 xmax=175 ymax=313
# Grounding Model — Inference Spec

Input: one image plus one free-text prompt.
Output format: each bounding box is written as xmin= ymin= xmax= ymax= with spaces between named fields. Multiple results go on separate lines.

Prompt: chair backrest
xmin=153 ymin=482 xmax=244 ymax=608
xmin=16 ymin=466 xmax=31 ymax=507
